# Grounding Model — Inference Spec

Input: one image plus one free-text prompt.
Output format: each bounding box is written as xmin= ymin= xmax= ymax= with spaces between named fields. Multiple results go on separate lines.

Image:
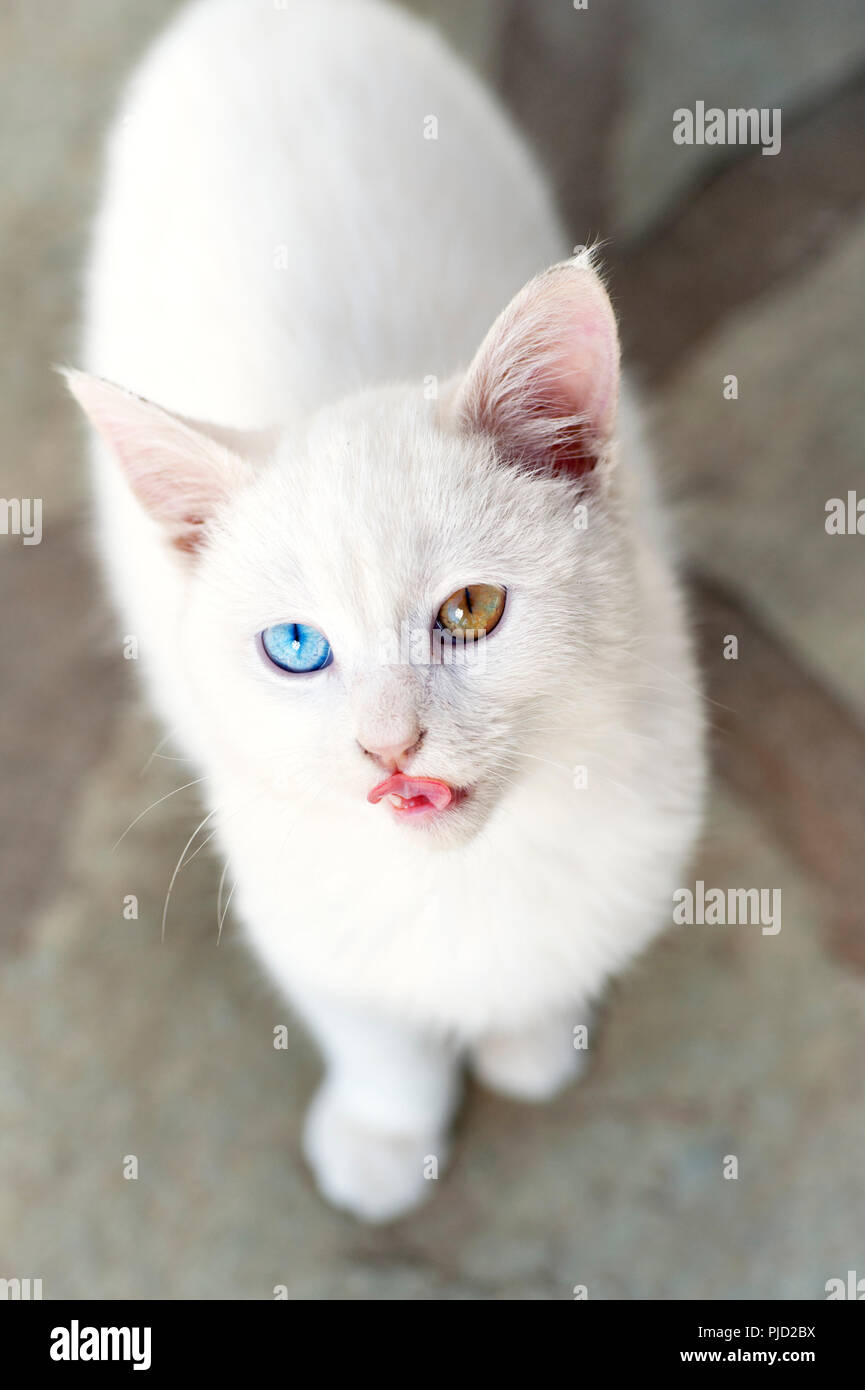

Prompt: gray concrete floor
xmin=1 ymin=0 xmax=864 ymax=1299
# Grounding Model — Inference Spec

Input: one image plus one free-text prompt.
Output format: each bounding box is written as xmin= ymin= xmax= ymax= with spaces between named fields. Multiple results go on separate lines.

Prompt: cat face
xmin=186 ymin=394 xmax=628 ymax=843
xmin=67 ymin=254 xmax=628 ymax=848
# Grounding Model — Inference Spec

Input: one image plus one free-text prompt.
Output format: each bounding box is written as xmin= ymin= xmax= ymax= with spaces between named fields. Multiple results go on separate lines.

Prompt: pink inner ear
xmin=62 ymin=369 xmax=254 ymax=553
xmin=120 ymin=443 xmax=238 ymax=550
xmin=457 ymin=260 xmax=620 ymax=478
xmin=519 ymin=365 xmax=599 ymax=478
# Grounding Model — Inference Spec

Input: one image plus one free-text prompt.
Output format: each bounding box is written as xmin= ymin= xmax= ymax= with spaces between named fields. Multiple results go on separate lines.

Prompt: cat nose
xmin=358 ymin=728 xmax=425 ymax=770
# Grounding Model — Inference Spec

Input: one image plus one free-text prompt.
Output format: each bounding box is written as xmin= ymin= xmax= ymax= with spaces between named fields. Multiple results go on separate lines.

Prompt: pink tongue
xmin=367 ymin=773 xmax=454 ymax=811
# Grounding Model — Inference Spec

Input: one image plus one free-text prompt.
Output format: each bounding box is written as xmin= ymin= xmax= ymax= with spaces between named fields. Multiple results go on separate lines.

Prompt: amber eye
xmin=435 ymin=583 xmax=506 ymax=638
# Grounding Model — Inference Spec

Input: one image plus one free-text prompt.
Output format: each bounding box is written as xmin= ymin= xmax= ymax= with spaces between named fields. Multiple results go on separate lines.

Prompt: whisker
xmin=113 ymin=776 xmax=209 ymax=851
xmin=217 ymin=876 xmax=237 ymax=946
xmin=216 ymin=857 xmax=230 ymax=942
xmin=140 ymin=731 xmax=175 ymax=776
xmin=161 ymin=805 xmax=220 ymax=942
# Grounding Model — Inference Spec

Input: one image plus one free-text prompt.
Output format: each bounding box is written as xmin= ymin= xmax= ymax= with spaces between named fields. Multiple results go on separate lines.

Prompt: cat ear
xmin=451 ymin=253 xmax=620 ymax=479
xmin=61 ymin=369 xmax=267 ymax=554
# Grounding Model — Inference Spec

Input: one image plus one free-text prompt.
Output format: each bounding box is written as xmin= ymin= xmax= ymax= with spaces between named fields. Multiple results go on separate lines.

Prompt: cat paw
xmin=302 ymin=1083 xmax=446 ymax=1223
xmin=470 ymin=1019 xmax=588 ymax=1102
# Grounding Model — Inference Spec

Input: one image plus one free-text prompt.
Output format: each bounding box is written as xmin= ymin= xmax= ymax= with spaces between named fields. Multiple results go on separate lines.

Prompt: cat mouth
xmin=366 ymin=772 xmax=464 ymax=820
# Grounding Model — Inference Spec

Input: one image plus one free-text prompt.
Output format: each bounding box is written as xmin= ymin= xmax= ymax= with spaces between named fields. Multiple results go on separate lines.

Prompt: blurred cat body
xmin=71 ymin=0 xmax=705 ymax=1220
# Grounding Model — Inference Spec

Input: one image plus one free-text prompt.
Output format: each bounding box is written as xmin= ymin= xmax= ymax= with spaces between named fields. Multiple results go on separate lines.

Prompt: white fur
xmin=74 ymin=0 xmax=705 ymax=1221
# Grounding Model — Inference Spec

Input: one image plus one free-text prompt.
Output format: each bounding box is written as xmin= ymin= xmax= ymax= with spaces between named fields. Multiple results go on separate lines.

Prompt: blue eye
xmin=261 ymin=622 xmax=332 ymax=673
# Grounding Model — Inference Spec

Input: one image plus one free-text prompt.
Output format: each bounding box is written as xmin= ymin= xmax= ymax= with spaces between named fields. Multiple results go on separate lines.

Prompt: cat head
xmin=67 ymin=254 xmax=635 ymax=848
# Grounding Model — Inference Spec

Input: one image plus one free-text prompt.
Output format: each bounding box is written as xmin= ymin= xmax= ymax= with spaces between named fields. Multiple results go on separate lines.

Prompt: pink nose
xmin=358 ymin=729 xmax=424 ymax=770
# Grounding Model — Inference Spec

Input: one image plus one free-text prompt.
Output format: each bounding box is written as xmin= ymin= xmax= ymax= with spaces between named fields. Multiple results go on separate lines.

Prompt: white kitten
xmin=67 ymin=0 xmax=705 ymax=1222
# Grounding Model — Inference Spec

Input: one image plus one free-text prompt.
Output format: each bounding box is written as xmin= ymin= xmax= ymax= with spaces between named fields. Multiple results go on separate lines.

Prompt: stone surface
xmin=611 ymin=0 xmax=865 ymax=240
xmin=0 ymin=0 xmax=179 ymax=515
xmin=657 ymin=217 xmax=865 ymax=722
xmin=500 ymin=0 xmax=629 ymax=239
xmin=610 ymin=74 xmax=865 ymax=385
xmin=696 ymin=582 xmax=865 ymax=974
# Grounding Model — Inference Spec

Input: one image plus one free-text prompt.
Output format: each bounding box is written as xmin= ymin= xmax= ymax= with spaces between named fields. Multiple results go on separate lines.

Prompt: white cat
xmin=67 ymin=0 xmax=705 ymax=1221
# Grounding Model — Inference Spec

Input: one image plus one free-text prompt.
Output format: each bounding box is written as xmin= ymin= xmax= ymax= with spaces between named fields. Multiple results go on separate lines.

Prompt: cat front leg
xmin=469 ymin=1006 xmax=592 ymax=1103
xmin=290 ymin=988 xmax=461 ymax=1223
